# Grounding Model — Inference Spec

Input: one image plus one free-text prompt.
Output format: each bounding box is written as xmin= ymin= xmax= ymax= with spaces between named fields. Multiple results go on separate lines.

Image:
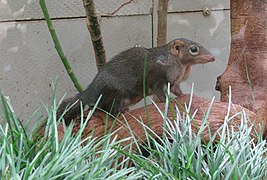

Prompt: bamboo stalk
xmin=39 ymin=0 xmax=84 ymax=92
xmin=83 ymin=0 xmax=107 ymax=70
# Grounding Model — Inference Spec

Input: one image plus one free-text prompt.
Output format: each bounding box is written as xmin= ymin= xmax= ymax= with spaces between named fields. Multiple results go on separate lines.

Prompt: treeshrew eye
xmin=189 ymin=45 xmax=199 ymax=55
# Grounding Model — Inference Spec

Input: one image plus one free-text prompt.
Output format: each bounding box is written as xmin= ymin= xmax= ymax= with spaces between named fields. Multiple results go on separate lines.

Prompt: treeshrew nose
xmin=210 ymin=56 xmax=215 ymax=61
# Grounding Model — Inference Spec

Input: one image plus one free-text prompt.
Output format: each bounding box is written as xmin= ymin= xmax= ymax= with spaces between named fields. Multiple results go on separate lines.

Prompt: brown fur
xmin=58 ymin=38 xmax=215 ymax=125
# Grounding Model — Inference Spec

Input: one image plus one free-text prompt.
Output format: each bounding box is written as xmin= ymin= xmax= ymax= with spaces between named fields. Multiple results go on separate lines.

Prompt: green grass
xmin=0 ymin=83 xmax=266 ymax=179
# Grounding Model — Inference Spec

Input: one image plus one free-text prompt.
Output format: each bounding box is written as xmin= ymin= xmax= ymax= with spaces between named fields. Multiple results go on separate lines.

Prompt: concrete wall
xmin=0 ymin=0 xmax=230 ymax=123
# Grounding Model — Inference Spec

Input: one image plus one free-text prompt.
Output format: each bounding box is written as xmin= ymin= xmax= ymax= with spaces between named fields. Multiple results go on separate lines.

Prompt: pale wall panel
xmin=151 ymin=0 xmax=230 ymax=99
xmin=0 ymin=0 xmax=151 ymax=21
xmin=167 ymin=11 xmax=230 ymax=99
xmin=168 ymin=0 xmax=230 ymax=11
xmin=0 ymin=15 xmax=152 ymax=122
xmin=0 ymin=0 xmax=231 ymax=124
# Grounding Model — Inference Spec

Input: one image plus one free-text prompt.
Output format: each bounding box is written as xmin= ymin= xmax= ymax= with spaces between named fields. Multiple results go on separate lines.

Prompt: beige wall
xmin=0 ymin=0 xmax=230 ymax=123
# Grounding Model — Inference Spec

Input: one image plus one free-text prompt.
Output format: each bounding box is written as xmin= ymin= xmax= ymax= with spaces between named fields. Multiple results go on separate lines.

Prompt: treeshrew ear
xmin=171 ymin=40 xmax=184 ymax=56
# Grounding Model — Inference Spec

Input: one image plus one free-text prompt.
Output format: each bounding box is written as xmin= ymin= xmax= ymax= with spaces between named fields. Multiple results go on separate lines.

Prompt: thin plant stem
xmin=143 ymin=53 xmax=151 ymax=128
xmin=157 ymin=0 xmax=168 ymax=46
xmin=83 ymin=0 xmax=107 ymax=69
xmin=39 ymin=0 xmax=84 ymax=92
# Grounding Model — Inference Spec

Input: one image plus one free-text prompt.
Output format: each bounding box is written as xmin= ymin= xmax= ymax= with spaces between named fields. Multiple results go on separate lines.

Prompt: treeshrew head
xmin=170 ymin=38 xmax=215 ymax=65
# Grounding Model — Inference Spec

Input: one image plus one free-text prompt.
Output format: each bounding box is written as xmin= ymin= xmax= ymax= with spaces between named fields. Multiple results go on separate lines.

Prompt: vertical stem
xmin=83 ymin=0 xmax=107 ymax=70
xmin=154 ymin=0 xmax=169 ymax=101
xmin=157 ymin=0 xmax=168 ymax=46
xmin=39 ymin=0 xmax=84 ymax=92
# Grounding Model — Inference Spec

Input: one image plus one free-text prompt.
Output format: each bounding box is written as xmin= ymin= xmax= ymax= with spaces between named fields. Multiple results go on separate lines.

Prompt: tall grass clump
xmin=0 ymin=82 xmax=266 ymax=179
xmin=0 ymin=82 xmax=141 ymax=179
xmin=121 ymin=86 xmax=267 ymax=179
